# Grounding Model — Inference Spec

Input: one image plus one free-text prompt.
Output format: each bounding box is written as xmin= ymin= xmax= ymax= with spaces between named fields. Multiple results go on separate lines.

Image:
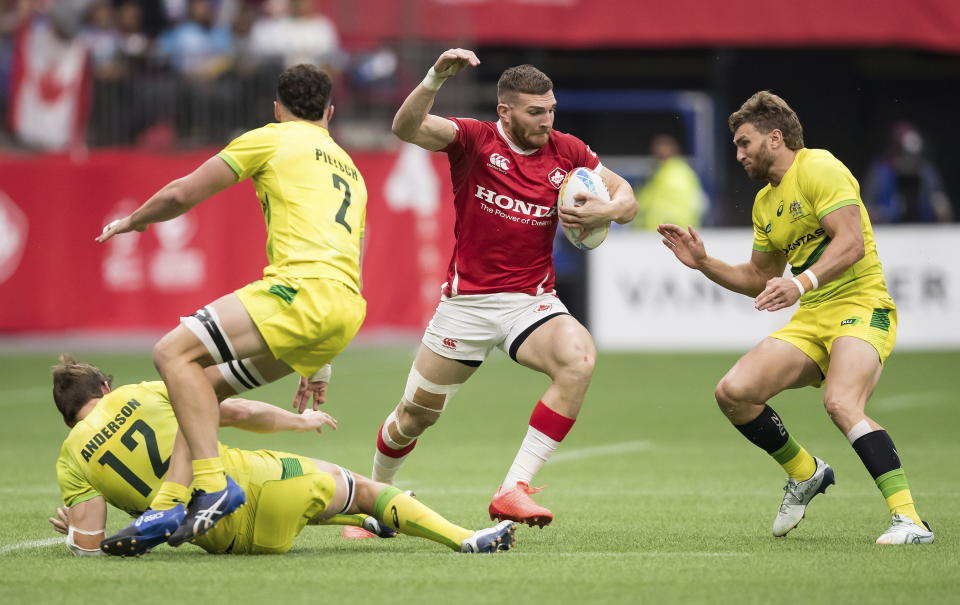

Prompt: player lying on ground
xmin=48 ymin=355 xmax=515 ymax=555
xmin=658 ymin=91 xmax=933 ymax=544
xmin=375 ymin=48 xmax=637 ymax=527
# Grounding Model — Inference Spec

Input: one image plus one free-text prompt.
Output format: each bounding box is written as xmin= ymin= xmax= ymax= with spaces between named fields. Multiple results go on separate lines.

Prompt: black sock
xmin=733 ymin=405 xmax=789 ymax=454
xmin=851 ymin=430 xmax=901 ymax=479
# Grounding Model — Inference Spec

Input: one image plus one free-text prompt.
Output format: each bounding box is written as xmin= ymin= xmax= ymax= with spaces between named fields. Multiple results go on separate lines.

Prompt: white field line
xmin=0 ymin=537 xmax=62 ymax=555
xmin=548 ymin=440 xmax=655 ymax=464
xmin=871 ymin=390 xmax=949 ymax=411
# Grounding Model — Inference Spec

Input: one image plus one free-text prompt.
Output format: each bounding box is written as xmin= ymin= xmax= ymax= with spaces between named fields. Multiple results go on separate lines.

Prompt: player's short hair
xmin=728 ymin=91 xmax=805 ymax=150
xmin=276 ymin=64 xmax=332 ymax=121
xmin=497 ymin=64 xmax=553 ymax=102
xmin=52 ymin=354 xmax=112 ymax=425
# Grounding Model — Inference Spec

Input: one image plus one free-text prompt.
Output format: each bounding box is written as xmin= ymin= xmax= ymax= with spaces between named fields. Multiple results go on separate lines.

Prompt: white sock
xmin=372 ymin=451 xmax=407 ymax=484
xmin=502 ymin=426 xmax=559 ymax=488
xmin=372 ymin=411 xmax=416 ymax=484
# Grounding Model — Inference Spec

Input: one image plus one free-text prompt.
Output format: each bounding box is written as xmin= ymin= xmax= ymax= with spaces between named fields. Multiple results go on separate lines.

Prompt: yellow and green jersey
xmin=56 ymin=381 xmax=179 ymax=516
xmin=751 ymin=148 xmax=889 ymax=306
xmin=218 ymin=120 xmax=367 ymax=292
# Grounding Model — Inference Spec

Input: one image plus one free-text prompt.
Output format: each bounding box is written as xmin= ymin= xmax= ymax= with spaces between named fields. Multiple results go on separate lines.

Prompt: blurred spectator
xmin=156 ymin=0 xmax=232 ymax=79
xmin=633 ymin=134 xmax=706 ymax=230
xmin=78 ymin=1 xmax=121 ymax=79
xmin=864 ymin=122 xmax=953 ymax=223
xmin=249 ymin=0 xmax=342 ymax=70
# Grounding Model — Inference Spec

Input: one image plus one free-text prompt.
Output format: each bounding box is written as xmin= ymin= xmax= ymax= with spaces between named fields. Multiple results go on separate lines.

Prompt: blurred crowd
xmin=0 ymin=0 xmax=399 ymax=147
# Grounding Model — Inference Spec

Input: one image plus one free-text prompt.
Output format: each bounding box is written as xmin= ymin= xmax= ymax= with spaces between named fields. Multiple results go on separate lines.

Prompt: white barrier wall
xmin=587 ymin=226 xmax=960 ymax=351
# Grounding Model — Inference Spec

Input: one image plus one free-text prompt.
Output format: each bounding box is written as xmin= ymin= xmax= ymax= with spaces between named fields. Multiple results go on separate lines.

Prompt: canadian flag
xmin=8 ymin=19 xmax=91 ymax=151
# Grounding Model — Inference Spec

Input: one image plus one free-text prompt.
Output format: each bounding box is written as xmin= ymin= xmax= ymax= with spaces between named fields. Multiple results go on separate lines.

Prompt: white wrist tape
xmin=802 ymin=268 xmax=820 ymax=290
xmin=790 ymin=277 xmax=806 ymax=295
xmin=67 ymin=526 xmax=104 ymax=556
xmin=309 ymin=363 xmax=332 ymax=383
xmin=421 ymin=65 xmax=458 ymax=91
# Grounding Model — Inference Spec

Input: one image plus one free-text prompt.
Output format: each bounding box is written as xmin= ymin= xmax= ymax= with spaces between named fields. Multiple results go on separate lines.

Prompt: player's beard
xmin=510 ymin=122 xmax=550 ymax=150
xmin=744 ymin=143 xmax=775 ymax=181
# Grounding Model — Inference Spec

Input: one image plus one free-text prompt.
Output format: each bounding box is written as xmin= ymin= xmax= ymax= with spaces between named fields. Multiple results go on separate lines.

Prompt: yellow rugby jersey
xmin=217 ymin=121 xmax=366 ymax=292
xmin=751 ymin=148 xmax=889 ymax=306
xmin=56 ymin=381 xmax=178 ymax=516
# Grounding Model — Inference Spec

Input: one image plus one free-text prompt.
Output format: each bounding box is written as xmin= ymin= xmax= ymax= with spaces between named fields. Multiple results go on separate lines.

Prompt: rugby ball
xmin=557 ymin=167 xmax=611 ymax=250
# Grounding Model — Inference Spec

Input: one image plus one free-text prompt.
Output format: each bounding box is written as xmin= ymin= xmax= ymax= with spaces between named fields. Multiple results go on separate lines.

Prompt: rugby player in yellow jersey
xmin=48 ymin=356 xmax=515 ymax=556
xmin=95 ymin=65 xmax=371 ymax=545
xmin=657 ymin=91 xmax=933 ymax=545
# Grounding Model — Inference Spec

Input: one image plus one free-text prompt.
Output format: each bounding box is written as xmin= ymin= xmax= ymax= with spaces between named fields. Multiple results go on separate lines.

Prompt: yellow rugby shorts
xmin=770 ymin=295 xmax=897 ymax=378
xmin=196 ymin=448 xmax=336 ymax=555
xmin=235 ymin=276 xmax=366 ymax=377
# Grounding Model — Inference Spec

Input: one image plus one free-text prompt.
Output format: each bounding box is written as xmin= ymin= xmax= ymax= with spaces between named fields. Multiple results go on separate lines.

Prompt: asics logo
xmin=136 ymin=511 xmax=165 ymax=526
xmin=489 ymin=153 xmax=510 ymax=171
xmin=192 ymin=490 xmax=230 ymax=533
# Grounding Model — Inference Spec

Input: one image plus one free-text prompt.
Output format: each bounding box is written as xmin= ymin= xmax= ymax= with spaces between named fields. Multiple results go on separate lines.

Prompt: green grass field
xmin=1 ymin=348 xmax=957 ymax=604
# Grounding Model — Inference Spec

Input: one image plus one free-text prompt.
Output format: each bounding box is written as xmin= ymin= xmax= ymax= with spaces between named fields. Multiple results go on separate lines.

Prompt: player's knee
xmin=398 ymin=398 xmax=441 ymax=434
xmin=554 ymin=340 xmax=596 ymax=386
xmin=714 ymin=376 xmax=754 ymax=414
xmin=152 ymin=335 xmax=178 ymax=373
xmin=822 ymin=394 xmax=853 ymax=422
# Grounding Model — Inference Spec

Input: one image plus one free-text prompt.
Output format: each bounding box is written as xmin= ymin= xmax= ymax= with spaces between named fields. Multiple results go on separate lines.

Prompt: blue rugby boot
xmin=100 ymin=503 xmax=186 ymax=557
xmin=167 ymin=475 xmax=246 ymax=547
xmin=460 ymin=520 xmax=516 ymax=553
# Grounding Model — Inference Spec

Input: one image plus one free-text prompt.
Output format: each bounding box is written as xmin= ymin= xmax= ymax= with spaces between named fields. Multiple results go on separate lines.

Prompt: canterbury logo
xmin=489 ymin=153 xmax=510 ymax=171
xmin=441 ymin=337 xmax=457 ymax=349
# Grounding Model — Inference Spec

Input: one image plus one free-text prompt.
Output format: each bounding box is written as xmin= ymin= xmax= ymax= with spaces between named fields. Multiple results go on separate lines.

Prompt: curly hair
xmin=497 ymin=64 xmax=553 ymax=102
xmin=276 ymin=64 xmax=333 ymax=121
xmin=52 ymin=354 xmax=112 ymax=425
xmin=728 ymin=91 xmax=805 ymax=150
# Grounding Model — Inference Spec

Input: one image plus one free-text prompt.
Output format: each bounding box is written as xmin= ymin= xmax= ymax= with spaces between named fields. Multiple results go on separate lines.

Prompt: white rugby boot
xmin=772 ymin=457 xmax=835 ymax=537
xmin=875 ymin=514 xmax=934 ymax=544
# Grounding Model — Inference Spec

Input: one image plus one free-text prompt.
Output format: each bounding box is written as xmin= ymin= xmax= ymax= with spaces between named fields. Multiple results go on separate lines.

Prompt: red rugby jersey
xmin=439 ymin=118 xmax=602 ymax=297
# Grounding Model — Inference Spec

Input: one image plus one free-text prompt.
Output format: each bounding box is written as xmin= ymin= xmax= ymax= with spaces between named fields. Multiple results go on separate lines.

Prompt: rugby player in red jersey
xmin=372 ymin=49 xmax=637 ymax=526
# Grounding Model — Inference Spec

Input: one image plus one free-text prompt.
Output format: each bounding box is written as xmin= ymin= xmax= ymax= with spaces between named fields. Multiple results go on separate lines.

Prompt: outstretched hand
xmin=293 ymin=376 xmax=328 ymax=413
xmin=432 ymin=48 xmax=480 ymax=78
xmin=297 ymin=409 xmax=338 ymax=433
xmin=95 ymin=216 xmax=144 ymax=243
xmin=657 ymin=224 xmax=707 ymax=269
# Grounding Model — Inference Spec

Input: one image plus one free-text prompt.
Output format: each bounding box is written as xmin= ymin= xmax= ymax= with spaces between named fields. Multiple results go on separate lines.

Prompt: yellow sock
xmin=781 ymin=448 xmax=817 ymax=481
xmin=192 ymin=457 xmax=227 ymax=492
xmin=316 ymin=514 xmax=366 ymax=527
xmin=374 ymin=486 xmax=473 ymax=551
xmin=887 ymin=489 xmax=923 ymax=527
xmin=772 ymin=436 xmax=817 ymax=481
xmin=151 ymin=481 xmax=191 ymax=510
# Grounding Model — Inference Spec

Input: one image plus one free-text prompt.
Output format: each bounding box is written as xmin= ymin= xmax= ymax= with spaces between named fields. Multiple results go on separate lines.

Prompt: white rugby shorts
xmin=422 ymin=292 xmax=570 ymax=363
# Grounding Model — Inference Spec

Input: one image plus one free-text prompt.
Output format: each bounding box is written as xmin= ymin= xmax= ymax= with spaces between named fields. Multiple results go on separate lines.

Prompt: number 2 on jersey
xmin=98 ymin=419 xmax=171 ymax=498
xmin=332 ymin=173 xmax=352 ymax=233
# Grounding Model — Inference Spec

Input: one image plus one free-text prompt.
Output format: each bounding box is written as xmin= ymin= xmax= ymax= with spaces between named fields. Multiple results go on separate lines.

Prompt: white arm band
xmin=309 ymin=363 xmax=332 ymax=383
xmin=802 ymin=268 xmax=820 ymax=290
xmin=421 ymin=65 xmax=460 ymax=91
xmin=790 ymin=277 xmax=806 ymax=295
xmin=66 ymin=526 xmax=104 ymax=556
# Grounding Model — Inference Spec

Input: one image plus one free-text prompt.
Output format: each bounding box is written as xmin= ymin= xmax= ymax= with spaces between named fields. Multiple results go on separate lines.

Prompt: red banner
xmin=0 ymin=148 xmax=455 ymax=336
xmin=333 ymin=0 xmax=960 ymax=53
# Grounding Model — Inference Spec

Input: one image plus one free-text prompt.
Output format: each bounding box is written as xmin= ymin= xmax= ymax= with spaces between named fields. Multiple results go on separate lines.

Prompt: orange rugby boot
xmin=488 ymin=482 xmax=553 ymax=528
